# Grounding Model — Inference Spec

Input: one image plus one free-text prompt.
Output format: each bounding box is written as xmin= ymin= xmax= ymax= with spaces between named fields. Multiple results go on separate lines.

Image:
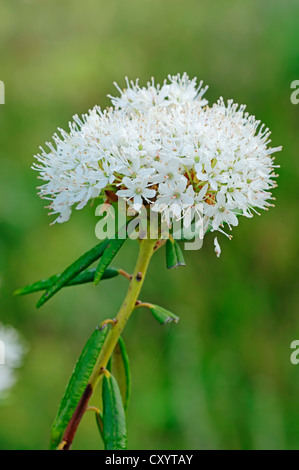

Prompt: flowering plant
xmin=16 ymin=73 xmax=281 ymax=450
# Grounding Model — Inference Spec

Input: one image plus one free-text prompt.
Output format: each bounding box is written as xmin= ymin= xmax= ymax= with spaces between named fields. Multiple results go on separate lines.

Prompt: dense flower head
xmin=33 ymin=73 xmax=281 ymax=239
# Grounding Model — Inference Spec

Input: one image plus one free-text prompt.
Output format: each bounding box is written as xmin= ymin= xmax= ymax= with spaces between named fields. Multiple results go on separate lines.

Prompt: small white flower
xmin=153 ymin=177 xmax=194 ymax=220
xmin=117 ymin=176 xmax=156 ymax=209
xmin=204 ymin=193 xmax=239 ymax=232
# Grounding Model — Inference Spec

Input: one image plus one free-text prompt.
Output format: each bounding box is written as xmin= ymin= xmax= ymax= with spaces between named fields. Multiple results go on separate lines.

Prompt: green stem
xmin=60 ymin=236 xmax=157 ymax=450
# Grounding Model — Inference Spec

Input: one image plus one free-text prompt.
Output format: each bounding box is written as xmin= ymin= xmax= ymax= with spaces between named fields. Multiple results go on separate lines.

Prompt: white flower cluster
xmin=0 ymin=323 xmax=27 ymax=396
xmin=33 ymin=73 xmax=281 ymax=239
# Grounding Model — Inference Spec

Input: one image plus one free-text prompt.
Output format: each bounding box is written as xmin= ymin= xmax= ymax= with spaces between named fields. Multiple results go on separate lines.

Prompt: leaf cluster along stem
xmin=59 ymin=236 xmax=157 ymax=450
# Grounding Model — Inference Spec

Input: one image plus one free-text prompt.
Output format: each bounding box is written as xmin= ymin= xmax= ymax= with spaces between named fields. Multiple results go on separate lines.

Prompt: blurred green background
xmin=0 ymin=0 xmax=298 ymax=450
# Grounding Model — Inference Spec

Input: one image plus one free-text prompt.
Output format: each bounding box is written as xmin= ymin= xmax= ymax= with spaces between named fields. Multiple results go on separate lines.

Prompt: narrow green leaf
xmin=102 ymin=374 xmax=127 ymax=450
xmin=49 ymin=324 xmax=109 ymax=450
xmin=165 ymin=238 xmax=177 ymax=269
xmin=166 ymin=238 xmax=186 ymax=269
xmin=95 ymin=411 xmax=104 ymax=440
xmin=94 ymin=238 xmax=126 ymax=285
xmin=173 ymin=240 xmax=186 ymax=267
xmin=14 ymin=267 xmax=119 ymax=296
xmin=149 ymin=304 xmax=180 ymax=325
xmin=36 ymin=238 xmax=110 ymax=308
xmin=111 ymin=337 xmax=131 ymax=410
xmin=14 ymin=272 xmax=59 ymax=296
xmin=69 ymin=267 xmax=119 ymax=285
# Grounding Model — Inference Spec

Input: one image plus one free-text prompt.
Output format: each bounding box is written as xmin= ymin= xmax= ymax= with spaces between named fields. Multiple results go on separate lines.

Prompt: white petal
xmin=214 ymin=237 xmax=221 ymax=257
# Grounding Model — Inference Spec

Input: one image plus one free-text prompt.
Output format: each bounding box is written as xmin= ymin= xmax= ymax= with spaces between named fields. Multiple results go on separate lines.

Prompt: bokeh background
xmin=0 ymin=0 xmax=298 ymax=450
